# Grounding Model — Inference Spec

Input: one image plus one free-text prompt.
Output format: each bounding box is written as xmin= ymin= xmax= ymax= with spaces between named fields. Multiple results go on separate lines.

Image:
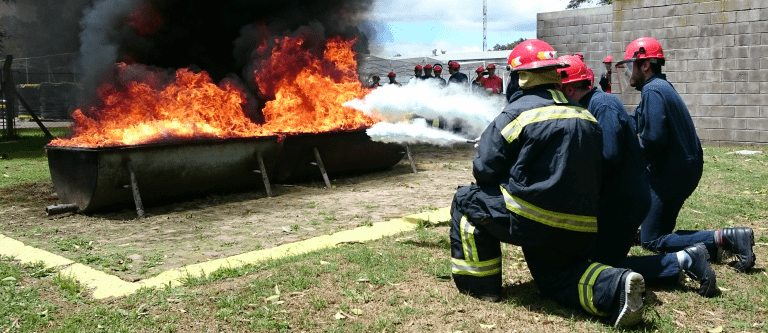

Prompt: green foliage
xmin=491 ymin=38 xmax=527 ymax=51
xmin=567 ymin=0 xmax=612 ymax=9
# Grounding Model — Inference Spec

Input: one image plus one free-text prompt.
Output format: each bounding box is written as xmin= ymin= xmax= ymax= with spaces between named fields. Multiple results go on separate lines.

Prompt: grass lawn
xmin=1 ymin=128 xmax=767 ymax=332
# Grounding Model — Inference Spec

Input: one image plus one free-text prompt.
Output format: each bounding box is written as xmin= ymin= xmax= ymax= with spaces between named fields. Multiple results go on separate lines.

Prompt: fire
xmin=255 ymin=36 xmax=377 ymax=134
xmin=50 ymin=36 xmax=379 ymax=147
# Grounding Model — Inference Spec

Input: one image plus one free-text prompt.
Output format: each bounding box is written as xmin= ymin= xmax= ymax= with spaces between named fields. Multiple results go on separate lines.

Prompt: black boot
xmin=681 ymin=243 xmax=718 ymax=298
xmin=719 ymin=227 xmax=755 ymax=272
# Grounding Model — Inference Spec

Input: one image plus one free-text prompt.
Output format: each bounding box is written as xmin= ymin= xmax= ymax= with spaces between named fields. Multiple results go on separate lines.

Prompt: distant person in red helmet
xmin=410 ymin=65 xmax=423 ymax=84
xmin=449 ymin=38 xmax=646 ymax=328
xmin=432 ymin=65 xmax=447 ymax=86
xmin=599 ymin=55 xmax=612 ymax=93
xmin=387 ymin=72 xmax=401 ymax=86
xmin=447 ymin=61 xmax=468 ymax=86
xmin=479 ymin=63 xmax=503 ymax=94
xmin=420 ymin=63 xmax=434 ymax=80
xmin=618 ymin=37 xmax=755 ymax=274
xmin=369 ymin=75 xmax=381 ymax=88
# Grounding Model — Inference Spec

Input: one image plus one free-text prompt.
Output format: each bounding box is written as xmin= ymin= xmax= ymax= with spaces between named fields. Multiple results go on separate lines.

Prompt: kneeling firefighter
xmin=449 ymin=39 xmax=646 ymax=327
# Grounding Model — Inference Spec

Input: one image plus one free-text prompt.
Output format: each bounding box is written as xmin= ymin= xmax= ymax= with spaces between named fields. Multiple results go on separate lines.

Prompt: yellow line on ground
xmin=0 ymin=207 xmax=452 ymax=299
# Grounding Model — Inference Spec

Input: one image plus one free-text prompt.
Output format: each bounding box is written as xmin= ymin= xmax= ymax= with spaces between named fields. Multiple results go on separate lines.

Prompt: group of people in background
xmin=368 ymin=61 xmax=505 ymax=96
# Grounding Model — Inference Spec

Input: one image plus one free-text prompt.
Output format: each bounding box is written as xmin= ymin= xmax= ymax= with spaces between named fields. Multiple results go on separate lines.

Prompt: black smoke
xmin=79 ymin=0 xmax=375 ymax=110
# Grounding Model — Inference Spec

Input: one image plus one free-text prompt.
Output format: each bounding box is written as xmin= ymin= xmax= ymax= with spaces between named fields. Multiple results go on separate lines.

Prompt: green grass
xmin=0 ymin=127 xmax=70 ymax=188
xmin=0 ymin=145 xmax=766 ymax=332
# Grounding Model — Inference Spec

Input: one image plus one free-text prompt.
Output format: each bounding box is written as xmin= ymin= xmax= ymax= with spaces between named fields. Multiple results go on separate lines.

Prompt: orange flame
xmin=50 ymin=36 xmax=379 ymax=148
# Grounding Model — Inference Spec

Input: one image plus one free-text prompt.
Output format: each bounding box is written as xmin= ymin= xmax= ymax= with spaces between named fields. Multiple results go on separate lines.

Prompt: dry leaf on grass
xmin=708 ymin=326 xmax=723 ymax=333
xmin=351 ymin=309 xmax=362 ymax=315
xmin=479 ymin=323 xmax=495 ymax=329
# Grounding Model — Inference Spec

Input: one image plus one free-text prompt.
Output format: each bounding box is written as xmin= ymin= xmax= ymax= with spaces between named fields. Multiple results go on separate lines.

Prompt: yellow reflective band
xmin=548 ymin=89 xmax=568 ymax=104
xmin=460 ymin=216 xmax=477 ymax=263
xmin=499 ymin=105 xmax=597 ymax=144
xmin=432 ymin=118 xmax=440 ymax=128
xmin=579 ymin=263 xmax=610 ymax=316
xmin=500 ymin=187 xmax=598 ymax=233
xmin=451 ymin=257 xmax=502 ymax=277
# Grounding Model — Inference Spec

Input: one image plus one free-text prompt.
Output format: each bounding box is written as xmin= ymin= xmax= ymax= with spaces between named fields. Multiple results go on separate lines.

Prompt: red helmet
xmin=486 ymin=63 xmax=496 ymax=69
xmin=434 ymin=65 xmax=442 ymax=72
xmin=388 ymin=71 xmax=396 ymax=77
xmin=586 ymin=67 xmax=594 ymax=86
xmin=557 ymin=55 xmax=590 ymax=85
xmin=414 ymin=64 xmax=422 ymax=70
xmin=448 ymin=61 xmax=460 ymax=69
xmin=476 ymin=67 xmax=484 ymax=73
xmin=624 ymin=37 xmax=665 ymax=61
xmin=424 ymin=64 xmax=433 ymax=69
xmin=603 ymin=55 xmax=612 ymax=63
xmin=508 ymin=39 xmax=566 ymax=72
xmin=575 ymin=53 xmax=584 ymax=61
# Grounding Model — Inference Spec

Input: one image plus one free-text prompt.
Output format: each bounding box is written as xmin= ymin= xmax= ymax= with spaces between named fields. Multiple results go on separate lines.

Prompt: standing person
xmin=386 ymin=72 xmax=401 ymax=86
xmin=449 ymin=39 xmax=646 ymax=327
xmin=432 ymin=65 xmax=447 ymax=86
xmin=420 ymin=64 xmax=434 ymax=80
xmin=447 ymin=61 xmax=468 ymax=86
xmin=599 ymin=55 xmax=612 ymax=93
xmin=410 ymin=65 xmax=423 ymax=84
xmin=480 ymin=64 xmax=503 ymax=94
xmin=618 ymin=37 xmax=755 ymax=272
xmin=557 ymin=55 xmax=716 ymax=297
xmin=369 ymin=75 xmax=381 ymax=88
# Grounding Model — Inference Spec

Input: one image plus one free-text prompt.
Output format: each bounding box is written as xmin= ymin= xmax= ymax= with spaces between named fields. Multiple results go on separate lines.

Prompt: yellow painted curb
xmin=0 ymin=207 xmax=451 ymax=299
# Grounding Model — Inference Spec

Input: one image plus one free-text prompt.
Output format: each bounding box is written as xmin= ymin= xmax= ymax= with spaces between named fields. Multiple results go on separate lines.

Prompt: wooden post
xmin=312 ymin=147 xmax=332 ymax=188
xmin=15 ymin=89 xmax=51 ymax=137
xmin=126 ymin=161 xmax=146 ymax=218
xmin=2 ymin=55 xmax=15 ymax=138
xmin=255 ymin=152 xmax=272 ymax=197
xmin=405 ymin=144 xmax=417 ymax=173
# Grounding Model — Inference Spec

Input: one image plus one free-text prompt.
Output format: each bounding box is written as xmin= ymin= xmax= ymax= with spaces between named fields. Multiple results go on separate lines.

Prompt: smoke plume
xmin=344 ymin=81 xmax=506 ymax=145
xmin=77 ymin=0 xmax=376 ymax=106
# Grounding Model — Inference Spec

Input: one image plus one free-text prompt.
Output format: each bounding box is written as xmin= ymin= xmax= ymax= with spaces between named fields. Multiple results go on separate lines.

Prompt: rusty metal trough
xmin=46 ymin=131 xmax=405 ymax=214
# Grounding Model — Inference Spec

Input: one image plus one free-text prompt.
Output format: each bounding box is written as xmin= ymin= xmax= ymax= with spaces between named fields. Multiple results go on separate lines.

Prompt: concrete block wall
xmin=537 ymin=6 xmax=613 ymax=84
xmin=538 ymin=0 xmax=768 ymax=145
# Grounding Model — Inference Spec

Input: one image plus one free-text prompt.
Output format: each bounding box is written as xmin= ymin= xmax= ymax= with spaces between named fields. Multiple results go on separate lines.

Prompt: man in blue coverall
xmin=449 ymin=39 xmax=645 ymax=327
xmin=557 ymin=55 xmax=716 ymax=297
xmin=618 ymin=37 xmax=756 ymax=273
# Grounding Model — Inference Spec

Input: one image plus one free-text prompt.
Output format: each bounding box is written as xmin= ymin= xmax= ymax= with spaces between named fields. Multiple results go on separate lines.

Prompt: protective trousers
xmin=449 ymin=202 xmax=625 ymax=317
xmin=641 ymin=173 xmax=717 ymax=260
xmin=591 ymin=181 xmax=680 ymax=286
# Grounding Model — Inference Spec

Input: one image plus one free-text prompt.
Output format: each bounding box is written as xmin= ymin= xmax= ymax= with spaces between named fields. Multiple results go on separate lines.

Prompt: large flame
xmin=50 ymin=36 xmax=379 ymax=147
xmin=255 ymin=36 xmax=376 ymax=134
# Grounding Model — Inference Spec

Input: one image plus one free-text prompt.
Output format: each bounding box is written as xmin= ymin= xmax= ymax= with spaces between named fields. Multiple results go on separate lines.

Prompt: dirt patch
xmin=1 ymin=144 xmax=476 ymax=281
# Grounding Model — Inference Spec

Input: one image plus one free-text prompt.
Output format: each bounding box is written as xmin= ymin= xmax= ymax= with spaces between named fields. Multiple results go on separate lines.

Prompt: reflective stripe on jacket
xmin=473 ymin=86 xmax=603 ymax=231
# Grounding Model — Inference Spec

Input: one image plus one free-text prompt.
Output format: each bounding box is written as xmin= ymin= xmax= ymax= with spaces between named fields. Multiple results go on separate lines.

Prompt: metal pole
xmin=405 ymin=144 xmax=417 ymax=173
xmin=255 ymin=152 xmax=272 ymax=197
xmin=25 ymin=59 xmax=28 ymax=84
xmin=3 ymin=55 xmax=16 ymax=138
xmin=483 ymin=0 xmax=487 ymax=52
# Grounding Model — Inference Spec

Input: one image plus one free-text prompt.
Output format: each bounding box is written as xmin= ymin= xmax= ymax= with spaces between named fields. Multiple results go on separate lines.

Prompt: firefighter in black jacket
xmin=449 ymin=39 xmax=646 ymax=327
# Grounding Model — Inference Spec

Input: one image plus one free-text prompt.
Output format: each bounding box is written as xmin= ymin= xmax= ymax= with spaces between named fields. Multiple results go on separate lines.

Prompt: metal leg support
xmin=255 ymin=152 xmax=272 ymax=197
xmin=312 ymin=147 xmax=332 ymax=188
xmin=126 ymin=161 xmax=145 ymax=218
xmin=405 ymin=144 xmax=417 ymax=173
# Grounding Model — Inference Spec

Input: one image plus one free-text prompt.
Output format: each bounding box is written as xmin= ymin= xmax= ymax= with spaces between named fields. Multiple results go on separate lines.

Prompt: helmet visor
xmin=614 ymin=59 xmax=635 ymax=94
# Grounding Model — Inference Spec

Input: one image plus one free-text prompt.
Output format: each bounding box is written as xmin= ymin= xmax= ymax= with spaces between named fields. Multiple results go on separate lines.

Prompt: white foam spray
xmin=343 ymin=80 xmax=507 ymax=146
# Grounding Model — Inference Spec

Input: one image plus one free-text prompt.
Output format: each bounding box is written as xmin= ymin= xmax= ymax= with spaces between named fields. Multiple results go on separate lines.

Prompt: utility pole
xmin=483 ymin=0 xmax=487 ymax=52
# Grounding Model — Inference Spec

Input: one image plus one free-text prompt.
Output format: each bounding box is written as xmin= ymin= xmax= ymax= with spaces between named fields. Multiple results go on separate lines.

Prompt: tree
xmin=567 ymin=0 xmax=612 ymax=9
xmin=491 ymin=38 xmax=527 ymax=51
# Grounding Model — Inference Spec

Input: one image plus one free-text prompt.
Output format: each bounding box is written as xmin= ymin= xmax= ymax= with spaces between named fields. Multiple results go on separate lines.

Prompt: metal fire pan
xmin=46 ymin=136 xmax=279 ymax=213
xmin=273 ymin=129 xmax=405 ymax=182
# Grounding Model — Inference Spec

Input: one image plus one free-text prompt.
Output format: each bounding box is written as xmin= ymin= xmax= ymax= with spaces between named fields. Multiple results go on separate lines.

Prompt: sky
xmin=365 ymin=0 xmax=594 ymax=58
